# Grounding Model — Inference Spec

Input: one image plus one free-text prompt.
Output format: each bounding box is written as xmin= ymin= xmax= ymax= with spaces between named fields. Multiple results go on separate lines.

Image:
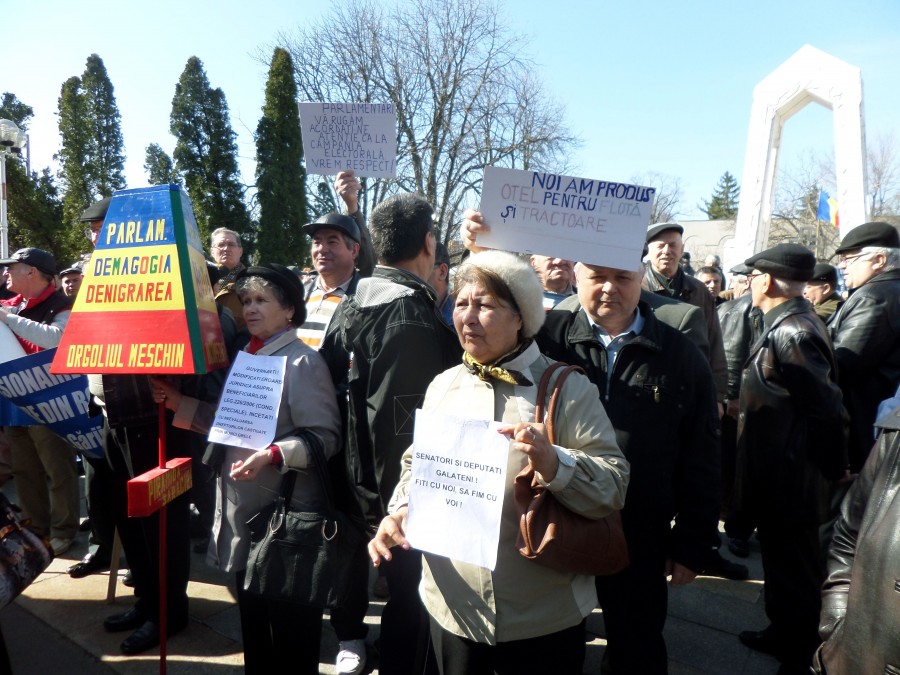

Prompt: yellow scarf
xmin=462 ymin=342 xmax=533 ymax=386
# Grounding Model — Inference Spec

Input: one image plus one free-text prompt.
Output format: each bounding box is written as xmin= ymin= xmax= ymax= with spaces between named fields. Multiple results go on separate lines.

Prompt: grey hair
xmin=771 ymin=277 xmax=806 ymax=297
xmin=862 ymin=246 xmax=900 ymax=271
xmin=210 ymin=227 xmax=242 ymax=247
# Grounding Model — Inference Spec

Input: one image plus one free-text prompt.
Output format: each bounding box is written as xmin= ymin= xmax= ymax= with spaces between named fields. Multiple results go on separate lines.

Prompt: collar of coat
xmin=373 ymin=265 xmax=438 ymax=303
xmin=747 ymin=296 xmax=815 ymax=355
xmin=566 ymin=300 xmax=665 ymax=354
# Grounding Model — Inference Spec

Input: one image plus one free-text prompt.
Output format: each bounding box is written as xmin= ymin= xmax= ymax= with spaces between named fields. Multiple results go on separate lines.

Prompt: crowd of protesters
xmin=1 ymin=168 xmax=899 ymax=675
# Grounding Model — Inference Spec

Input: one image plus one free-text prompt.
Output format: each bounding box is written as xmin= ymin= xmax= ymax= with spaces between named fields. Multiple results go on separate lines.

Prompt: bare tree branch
xmin=269 ymin=0 xmax=579 ymax=244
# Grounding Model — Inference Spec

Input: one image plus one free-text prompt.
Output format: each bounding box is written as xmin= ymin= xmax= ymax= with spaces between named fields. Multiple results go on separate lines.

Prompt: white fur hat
xmin=457 ymin=250 xmax=545 ymax=338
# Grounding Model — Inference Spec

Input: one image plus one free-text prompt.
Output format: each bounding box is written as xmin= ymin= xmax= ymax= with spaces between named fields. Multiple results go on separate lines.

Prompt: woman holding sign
xmin=152 ymin=263 xmax=340 ymax=675
xmin=369 ymin=250 xmax=629 ymax=674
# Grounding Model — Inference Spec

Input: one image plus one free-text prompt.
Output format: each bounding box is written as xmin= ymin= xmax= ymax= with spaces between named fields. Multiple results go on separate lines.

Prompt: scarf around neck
xmin=463 ymin=340 xmax=533 ymax=386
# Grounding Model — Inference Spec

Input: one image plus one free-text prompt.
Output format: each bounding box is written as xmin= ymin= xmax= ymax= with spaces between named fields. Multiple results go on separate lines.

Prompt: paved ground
xmin=1 ymin=478 xmax=782 ymax=674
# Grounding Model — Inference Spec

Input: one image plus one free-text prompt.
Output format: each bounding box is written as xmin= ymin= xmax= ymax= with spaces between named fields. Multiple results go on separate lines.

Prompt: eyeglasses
xmin=213 ymin=242 xmax=240 ymax=250
xmin=745 ymin=272 xmax=766 ymax=284
xmin=837 ymin=253 xmax=870 ymax=267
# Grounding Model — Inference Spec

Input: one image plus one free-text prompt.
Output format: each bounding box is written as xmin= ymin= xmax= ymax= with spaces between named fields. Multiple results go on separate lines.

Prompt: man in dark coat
xmin=803 ymin=263 xmax=844 ymax=323
xmin=816 ymin=395 xmax=900 ymax=674
xmin=322 ymin=193 xmax=461 ymax=675
xmin=538 ymin=259 xmax=722 ymax=675
xmin=642 ymin=222 xmax=727 ymax=404
xmin=829 ymin=221 xmax=900 ymax=473
xmin=716 ymin=263 xmax=763 ymax=557
xmin=735 ymin=243 xmax=847 ymax=674
xmin=643 ymin=223 xmax=745 ymax=579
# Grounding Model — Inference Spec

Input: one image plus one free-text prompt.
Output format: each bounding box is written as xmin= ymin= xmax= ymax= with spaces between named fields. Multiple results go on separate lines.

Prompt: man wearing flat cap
xmin=735 ymin=243 xmax=848 ymax=674
xmin=828 ymin=221 xmax=900 ymax=473
xmin=803 ymin=263 xmax=843 ymax=323
xmin=59 ymin=262 xmax=84 ymax=299
xmin=0 ymin=248 xmax=80 ymax=557
xmin=643 ymin=223 xmax=728 ymax=407
xmin=298 ymin=212 xmax=364 ymax=350
xmin=80 ymin=196 xmax=111 ymax=248
xmin=297 ymin=211 xmax=371 ymax=673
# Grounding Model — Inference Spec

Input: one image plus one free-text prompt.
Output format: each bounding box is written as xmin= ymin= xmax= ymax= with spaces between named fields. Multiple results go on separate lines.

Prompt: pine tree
xmin=144 ymin=143 xmax=179 ymax=185
xmin=56 ymin=76 xmax=93 ymax=228
xmin=81 ymin=54 xmax=126 ymax=197
xmin=170 ymin=56 xmax=250 ymax=244
xmin=254 ymin=48 xmax=309 ymax=265
xmin=56 ymin=55 xmax=127 ymax=227
xmin=700 ymin=171 xmax=740 ymax=220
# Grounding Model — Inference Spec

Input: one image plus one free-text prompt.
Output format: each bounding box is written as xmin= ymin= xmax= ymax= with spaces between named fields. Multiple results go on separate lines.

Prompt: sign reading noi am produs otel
xmin=51 ymin=184 xmax=228 ymax=375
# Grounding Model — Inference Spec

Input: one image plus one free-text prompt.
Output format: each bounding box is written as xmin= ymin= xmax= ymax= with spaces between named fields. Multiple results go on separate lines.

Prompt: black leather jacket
xmin=816 ymin=406 xmax=900 ymax=675
xmin=736 ymin=297 xmax=847 ymax=522
xmin=537 ymin=301 xmax=721 ymax=573
xmin=829 ymin=268 xmax=900 ymax=471
xmin=716 ymin=294 xmax=762 ymax=402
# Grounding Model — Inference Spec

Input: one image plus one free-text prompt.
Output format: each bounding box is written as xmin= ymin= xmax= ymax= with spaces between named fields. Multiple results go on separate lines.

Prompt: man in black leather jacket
xmin=815 ymin=393 xmax=900 ymax=674
xmin=734 ymin=244 xmax=847 ymax=675
xmin=829 ymin=221 xmax=900 ymax=473
xmin=717 ymin=266 xmax=763 ymax=557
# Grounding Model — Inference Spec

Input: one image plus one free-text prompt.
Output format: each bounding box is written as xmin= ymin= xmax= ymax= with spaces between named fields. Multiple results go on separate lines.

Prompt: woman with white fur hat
xmin=369 ymin=250 xmax=629 ymax=674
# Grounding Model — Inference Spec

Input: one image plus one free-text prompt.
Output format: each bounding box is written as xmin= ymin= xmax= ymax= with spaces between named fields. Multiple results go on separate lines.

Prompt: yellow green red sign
xmin=51 ymin=185 xmax=228 ymax=375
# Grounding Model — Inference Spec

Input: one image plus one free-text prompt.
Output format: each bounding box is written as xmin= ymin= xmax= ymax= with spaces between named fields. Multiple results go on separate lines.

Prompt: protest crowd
xmin=1 ymin=164 xmax=900 ymax=675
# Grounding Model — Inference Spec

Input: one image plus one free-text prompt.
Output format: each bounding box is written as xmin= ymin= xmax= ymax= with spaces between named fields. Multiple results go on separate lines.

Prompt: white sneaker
xmin=336 ymin=639 xmax=366 ymax=675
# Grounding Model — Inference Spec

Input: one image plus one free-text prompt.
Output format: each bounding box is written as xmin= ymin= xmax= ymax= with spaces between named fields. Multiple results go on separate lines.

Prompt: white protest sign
xmin=406 ymin=409 xmax=509 ymax=570
xmin=478 ymin=165 xmax=656 ymax=269
xmin=298 ymin=102 xmax=398 ymax=178
xmin=208 ymin=351 xmax=286 ymax=449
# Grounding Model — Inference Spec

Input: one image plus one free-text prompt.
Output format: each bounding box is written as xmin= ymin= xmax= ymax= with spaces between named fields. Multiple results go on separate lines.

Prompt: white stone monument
xmin=727 ymin=45 xmax=868 ymax=269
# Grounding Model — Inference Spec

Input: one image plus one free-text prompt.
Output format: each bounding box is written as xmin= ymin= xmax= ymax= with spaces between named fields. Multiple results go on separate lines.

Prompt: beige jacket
xmin=390 ymin=342 xmax=629 ymax=644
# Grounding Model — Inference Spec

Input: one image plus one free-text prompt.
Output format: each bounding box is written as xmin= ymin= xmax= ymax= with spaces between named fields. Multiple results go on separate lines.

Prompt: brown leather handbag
xmin=513 ymin=362 xmax=629 ymax=576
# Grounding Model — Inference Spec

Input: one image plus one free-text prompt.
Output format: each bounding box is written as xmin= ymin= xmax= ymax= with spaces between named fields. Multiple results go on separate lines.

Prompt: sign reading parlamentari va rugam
xmin=299 ymin=102 xmax=397 ymax=178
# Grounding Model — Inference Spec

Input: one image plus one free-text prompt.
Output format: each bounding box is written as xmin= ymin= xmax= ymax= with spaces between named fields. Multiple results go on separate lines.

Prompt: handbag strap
xmin=274 ymin=431 xmax=333 ymax=515
xmin=534 ymin=363 xmax=585 ymax=444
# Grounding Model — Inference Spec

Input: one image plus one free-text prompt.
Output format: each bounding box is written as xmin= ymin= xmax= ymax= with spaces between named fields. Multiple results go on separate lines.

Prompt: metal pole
xmin=1 ymin=152 xmax=8 ymax=259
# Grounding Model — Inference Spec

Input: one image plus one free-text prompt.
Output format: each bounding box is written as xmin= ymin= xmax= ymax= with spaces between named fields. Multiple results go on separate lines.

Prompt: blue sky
xmin=5 ymin=0 xmax=899 ymax=223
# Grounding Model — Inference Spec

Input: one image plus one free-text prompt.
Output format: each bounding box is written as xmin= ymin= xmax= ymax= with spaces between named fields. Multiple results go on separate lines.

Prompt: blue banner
xmin=0 ymin=349 xmax=105 ymax=459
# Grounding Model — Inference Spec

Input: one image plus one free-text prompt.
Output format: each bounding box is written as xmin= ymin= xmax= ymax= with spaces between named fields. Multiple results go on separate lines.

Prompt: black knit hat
xmin=646 ymin=222 xmax=684 ymax=243
xmin=809 ymin=263 xmax=838 ymax=287
xmin=302 ymin=212 xmax=361 ymax=243
xmin=744 ymin=243 xmax=816 ymax=282
xmin=79 ymin=197 xmax=111 ymax=222
xmin=835 ymin=222 xmax=900 ymax=254
xmin=238 ymin=263 xmax=307 ymax=327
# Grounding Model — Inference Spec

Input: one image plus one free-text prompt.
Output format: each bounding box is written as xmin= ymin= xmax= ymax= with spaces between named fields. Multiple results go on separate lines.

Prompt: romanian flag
xmin=817 ymin=190 xmax=839 ymax=228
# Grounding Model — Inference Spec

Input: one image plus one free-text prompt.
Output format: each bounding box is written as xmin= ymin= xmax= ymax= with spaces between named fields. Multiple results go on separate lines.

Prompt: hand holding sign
xmin=478 ymin=166 xmax=655 ymax=269
xmin=406 ymin=410 xmax=509 ymax=570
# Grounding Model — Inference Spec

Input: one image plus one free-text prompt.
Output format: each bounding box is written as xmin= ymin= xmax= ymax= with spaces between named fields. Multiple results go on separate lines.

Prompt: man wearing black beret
xmin=734 ymin=243 xmax=848 ymax=674
xmin=643 ymin=223 xmax=728 ymax=405
xmin=802 ymin=263 xmax=844 ymax=323
xmin=829 ymin=222 xmax=900 ymax=473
